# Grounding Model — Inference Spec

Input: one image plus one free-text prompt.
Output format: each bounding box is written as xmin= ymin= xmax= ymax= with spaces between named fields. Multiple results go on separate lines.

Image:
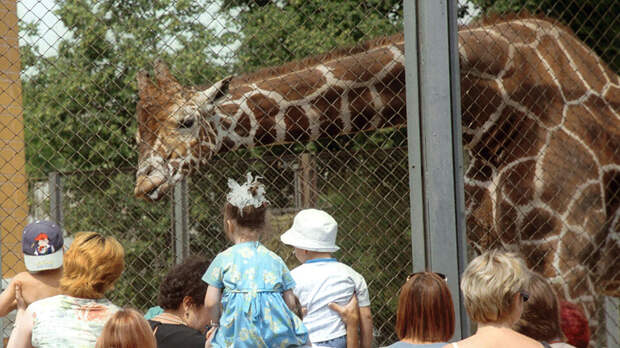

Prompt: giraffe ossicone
xmin=134 ymin=16 xmax=619 ymax=344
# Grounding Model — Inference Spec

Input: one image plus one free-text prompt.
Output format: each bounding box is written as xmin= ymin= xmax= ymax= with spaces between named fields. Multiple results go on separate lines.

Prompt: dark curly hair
xmin=157 ymin=255 xmax=209 ymax=310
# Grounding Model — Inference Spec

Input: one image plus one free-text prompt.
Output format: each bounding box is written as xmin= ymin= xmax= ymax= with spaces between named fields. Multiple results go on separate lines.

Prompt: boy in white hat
xmin=281 ymin=209 xmax=373 ymax=348
xmin=0 ymin=220 xmax=63 ymax=317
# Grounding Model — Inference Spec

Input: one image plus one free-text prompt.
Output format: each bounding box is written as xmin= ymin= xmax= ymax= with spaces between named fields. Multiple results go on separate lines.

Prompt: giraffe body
xmin=134 ymin=17 xmax=619 ymax=344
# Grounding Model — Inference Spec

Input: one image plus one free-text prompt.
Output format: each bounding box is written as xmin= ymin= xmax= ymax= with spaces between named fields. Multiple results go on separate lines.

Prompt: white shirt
xmin=291 ymin=258 xmax=370 ymax=343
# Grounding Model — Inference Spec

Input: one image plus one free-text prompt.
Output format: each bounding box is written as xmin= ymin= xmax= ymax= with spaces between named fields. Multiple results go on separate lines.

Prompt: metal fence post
xmin=605 ymin=296 xmax=619 ymax=347
xmin=173 ymin=178 xmax=189 ymax=264
xmin=404 ymin=0 xmax=469 ymax=339
xmin=48 ymin=172 xmax=63 ymax=227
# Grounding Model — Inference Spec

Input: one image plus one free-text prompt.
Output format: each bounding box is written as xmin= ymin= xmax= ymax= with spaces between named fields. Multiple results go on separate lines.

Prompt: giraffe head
xmin=134 ymin=60 xmax=231 ymax=200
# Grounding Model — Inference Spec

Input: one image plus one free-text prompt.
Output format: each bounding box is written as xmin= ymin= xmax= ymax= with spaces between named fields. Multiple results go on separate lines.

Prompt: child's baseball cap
xmin=280 ymin=209 xmax=340 ymax=252
xmin=22 ymin=220 xmax=64 ymax=272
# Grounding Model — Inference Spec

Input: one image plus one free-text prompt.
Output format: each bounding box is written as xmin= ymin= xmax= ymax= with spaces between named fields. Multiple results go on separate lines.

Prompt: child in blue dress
xmin=203 ymin=173 xmax=309 ymax=348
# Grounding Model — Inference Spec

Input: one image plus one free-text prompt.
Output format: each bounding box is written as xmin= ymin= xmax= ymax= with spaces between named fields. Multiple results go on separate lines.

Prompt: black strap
xmin=540 ymin=341 xmax=552 ymax=348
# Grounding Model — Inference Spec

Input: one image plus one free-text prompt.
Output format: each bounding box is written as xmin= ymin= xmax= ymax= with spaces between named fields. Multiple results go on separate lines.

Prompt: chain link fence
xmin=0 ymin=0 xmax=617 ymax=347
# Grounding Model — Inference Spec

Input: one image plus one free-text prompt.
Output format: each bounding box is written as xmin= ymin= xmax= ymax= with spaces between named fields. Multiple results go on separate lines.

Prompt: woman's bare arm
xmin=329 ymin=294 xmax=361 ymax=348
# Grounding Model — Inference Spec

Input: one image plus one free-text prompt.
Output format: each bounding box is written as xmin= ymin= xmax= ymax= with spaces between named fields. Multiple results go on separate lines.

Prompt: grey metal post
xmin=404 ymin=0 xmax=470 ymax=339
xmin=173 ymin=178 xmax=190 ymax=264
xmin=48 ymin=172 xmax=63 ymax=227
xmin=605 ymin=296 xmax=619 ymax=347
xmin=446 ymin=0 xmax=471 ymax=337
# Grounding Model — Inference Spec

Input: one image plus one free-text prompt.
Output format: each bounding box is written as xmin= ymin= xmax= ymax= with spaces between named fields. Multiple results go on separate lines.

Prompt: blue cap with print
xmin=22 ymin=220 xmax=64 ymax=272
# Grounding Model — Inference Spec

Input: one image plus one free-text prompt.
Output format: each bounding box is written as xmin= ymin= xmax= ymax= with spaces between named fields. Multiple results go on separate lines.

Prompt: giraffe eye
xmin=178 ymin=117 xmax=195 ymax=129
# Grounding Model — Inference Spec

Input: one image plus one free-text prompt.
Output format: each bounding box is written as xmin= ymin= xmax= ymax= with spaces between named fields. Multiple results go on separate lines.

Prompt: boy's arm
xmin=7 ymin=282 xmax=34 ymax=348
xmin=359 ymin=306 xmax=373 ymax=348
xmin=0 ymin=276 xmax=19 ymax=317
xmin=204 ymin=286 xmax=222 ymax=326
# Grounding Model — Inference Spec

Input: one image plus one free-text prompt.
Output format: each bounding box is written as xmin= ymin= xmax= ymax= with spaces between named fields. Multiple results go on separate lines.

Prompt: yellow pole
xmin=0 ymin=0 xmax=28 ymax=277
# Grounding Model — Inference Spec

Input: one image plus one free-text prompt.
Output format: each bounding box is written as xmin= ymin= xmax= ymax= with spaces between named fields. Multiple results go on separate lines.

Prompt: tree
xmin=220 ymin=0 xmax=402 ymax=72
xmin=21 ymin=0 xmax=232 ymax=178
xmin=19 ymin=0 xmax=233 ymax=310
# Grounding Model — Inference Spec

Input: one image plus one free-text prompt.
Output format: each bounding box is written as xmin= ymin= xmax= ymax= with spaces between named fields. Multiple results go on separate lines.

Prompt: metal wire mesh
xmin=0 ymin=0 xmax=617 ymax=347
xmin=457 ymin=1 xmax=619 ymax=347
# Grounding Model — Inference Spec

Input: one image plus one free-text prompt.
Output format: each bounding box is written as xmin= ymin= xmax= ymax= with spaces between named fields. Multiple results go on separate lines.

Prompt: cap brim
xmin=24 ymin=249 xmax=63 ymax=272
xmin=280 ymin=228 xmax=340 ymax=252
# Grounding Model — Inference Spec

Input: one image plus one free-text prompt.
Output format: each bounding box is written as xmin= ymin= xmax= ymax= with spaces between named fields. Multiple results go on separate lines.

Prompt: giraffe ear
xmin=211 ymin=76 xmax=232 ymax=102
xmin=195 ymin=76 xmax=233 ymax=105
xmin=153 ymin=58 xmax=181 ymax=92
xmin=137 ymin=70 xmax=153 ymax=99
xmin=136 ymin=70 xmax=151 ymax=93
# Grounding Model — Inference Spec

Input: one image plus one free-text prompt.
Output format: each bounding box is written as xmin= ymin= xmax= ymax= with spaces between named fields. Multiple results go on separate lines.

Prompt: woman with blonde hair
xmin=444 ymin=249 xmax=543 ymax=348
xmin=96 ymin=308 xmax=156 ymax=348
xmin=8 ymin=232 xmax=124 ymax=348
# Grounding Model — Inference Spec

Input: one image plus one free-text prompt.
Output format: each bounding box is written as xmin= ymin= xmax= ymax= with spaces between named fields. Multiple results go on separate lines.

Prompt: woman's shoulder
xmin=454 ymin=329 xmax=544 ymax=348
xmin=27 ymin=294 xmax=66 ymax=311
xmin=549 ymin=343 xmax=577 ymax=348
xmin=149 ymin=321 xmax=205 ymax=347
xmin=29 ymin=295 xmax=118 ymax=311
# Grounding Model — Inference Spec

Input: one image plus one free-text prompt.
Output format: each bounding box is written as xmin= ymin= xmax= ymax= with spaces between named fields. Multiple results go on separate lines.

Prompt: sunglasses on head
xmin=520 ymin=290 xmax=529 ymax=302
xmin=407 ymin=272 xmax=447 ymax=282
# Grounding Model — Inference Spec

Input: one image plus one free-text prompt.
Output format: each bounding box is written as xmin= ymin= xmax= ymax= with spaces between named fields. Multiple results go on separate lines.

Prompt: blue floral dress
xmin=202 ymin=241 xmax=308 ymax=348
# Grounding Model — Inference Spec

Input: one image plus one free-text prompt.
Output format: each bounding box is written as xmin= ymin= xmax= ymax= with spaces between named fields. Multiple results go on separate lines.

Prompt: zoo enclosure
xmin=0 ymin=0 xmax=618 ymax=346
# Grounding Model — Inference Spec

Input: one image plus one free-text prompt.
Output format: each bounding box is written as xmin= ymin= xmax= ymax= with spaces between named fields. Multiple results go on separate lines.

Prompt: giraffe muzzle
xmin=135 ymin=173 xmax=169 ymax=200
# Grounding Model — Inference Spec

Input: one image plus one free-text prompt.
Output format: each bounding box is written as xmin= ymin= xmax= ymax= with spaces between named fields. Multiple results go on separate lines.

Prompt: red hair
xmin=96 ymin=308 xmax=156 ymax=348
xmin=395 ymin=272 xmax=455 ymax=342
xmin=560 ymin=301 xmax=590 ymax=348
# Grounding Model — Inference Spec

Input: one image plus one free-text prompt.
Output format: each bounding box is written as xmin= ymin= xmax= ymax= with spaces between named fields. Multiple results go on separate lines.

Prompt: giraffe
xmin=133 ymin=17 xmax=619 ymax=344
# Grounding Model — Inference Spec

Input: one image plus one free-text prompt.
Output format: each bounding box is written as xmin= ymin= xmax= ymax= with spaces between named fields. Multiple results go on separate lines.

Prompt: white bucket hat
xmin=280 ymin=209 xmax=340 ymax=252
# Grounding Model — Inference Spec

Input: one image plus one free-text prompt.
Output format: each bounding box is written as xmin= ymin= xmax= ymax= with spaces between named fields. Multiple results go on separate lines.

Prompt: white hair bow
xmin=226 ymin=173 xmax=269 ymax=214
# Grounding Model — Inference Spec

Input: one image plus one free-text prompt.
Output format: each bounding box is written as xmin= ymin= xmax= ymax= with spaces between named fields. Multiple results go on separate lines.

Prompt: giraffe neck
xmin=197 ymin=35 xmax=407 ymax=155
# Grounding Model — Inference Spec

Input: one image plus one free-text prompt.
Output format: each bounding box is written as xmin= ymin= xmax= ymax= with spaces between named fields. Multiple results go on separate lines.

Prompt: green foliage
xmin=466 ymin=0 xmax=619 ymax=72
xmin=59 ymin=171 xmax=173 ymax=309
xmin=21 ymin=0 xmax=231 ymax=309
xmin=221 ymin=0 xmax=403 ymax=72
xmin=21 ymin=0 xmax=231 ymax=178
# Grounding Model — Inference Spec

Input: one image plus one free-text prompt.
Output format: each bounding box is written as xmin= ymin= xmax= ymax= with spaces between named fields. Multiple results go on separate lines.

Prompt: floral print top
xmin=28 ymin=294 xmax=119 ymax=348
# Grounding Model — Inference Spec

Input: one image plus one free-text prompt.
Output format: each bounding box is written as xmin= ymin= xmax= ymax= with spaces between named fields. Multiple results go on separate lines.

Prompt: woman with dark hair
xmin=386 ymin=272 xmax=455 ymax=347
xmin=514 ymin=272 xmax=577 ymax=348
xmin=149 ymin=256 xmax=210 ymax=348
